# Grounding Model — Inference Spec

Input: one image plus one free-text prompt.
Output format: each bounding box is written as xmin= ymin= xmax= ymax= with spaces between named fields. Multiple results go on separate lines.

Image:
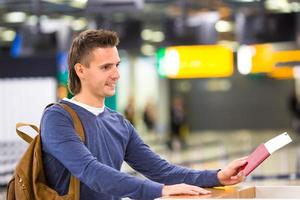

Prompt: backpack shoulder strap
xmin=58 ymin=103 xmax=85 ymax=200
xmin=15 ymin=103 xmax=85 ymax=144
xmin=16 ymin=123 xmax=39 ymax=143
xmin=58 ymin=103 xmax=85 ymax=143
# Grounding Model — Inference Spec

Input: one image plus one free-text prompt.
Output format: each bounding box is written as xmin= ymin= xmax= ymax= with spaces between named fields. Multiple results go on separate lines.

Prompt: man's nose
xmin=112 ymin=66 xmax=120 ymax=79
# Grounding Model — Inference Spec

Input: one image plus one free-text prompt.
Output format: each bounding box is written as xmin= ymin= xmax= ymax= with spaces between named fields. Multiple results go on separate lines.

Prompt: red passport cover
xmin=242 ymin=143 xmax=270 ymax=176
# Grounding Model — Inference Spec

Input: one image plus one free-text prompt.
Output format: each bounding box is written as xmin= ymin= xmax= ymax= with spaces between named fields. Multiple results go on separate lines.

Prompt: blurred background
xmin=1 ymin=0 xmax=300 ymax=198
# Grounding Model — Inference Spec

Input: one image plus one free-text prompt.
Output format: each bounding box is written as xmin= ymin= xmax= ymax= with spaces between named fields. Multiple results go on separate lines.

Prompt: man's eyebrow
xmin=99 ymin=61 xmax=121 ymax=67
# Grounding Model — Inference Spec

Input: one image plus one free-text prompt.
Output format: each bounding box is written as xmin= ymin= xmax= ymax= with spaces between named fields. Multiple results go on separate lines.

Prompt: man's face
xmin=81 ymin=47 xmax=120 ymax=99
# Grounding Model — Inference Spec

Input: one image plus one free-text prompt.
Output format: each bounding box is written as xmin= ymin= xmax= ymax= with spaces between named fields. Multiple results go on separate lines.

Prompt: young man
xmin=41 ymin=29 xmax=247 ymax=200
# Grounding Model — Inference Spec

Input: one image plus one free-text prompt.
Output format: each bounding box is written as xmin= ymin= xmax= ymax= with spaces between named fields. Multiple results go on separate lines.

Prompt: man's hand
xmin=162 ymin=183 xmax=211 ymax=196
xmin=217 ymin=157 xmax=248 ymax=185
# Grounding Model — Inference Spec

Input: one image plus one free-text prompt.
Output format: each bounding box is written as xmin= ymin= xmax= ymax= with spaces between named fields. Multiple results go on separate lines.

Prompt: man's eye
xmin=103 ymin=65 xmax=110 ymax=70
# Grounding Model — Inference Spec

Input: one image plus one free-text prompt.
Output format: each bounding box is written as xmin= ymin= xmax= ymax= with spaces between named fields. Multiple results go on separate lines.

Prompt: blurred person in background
xmin=41 ymin=29 xmax=248 ymax=200
xmin=124 ymin=96 xmax=136 ymax=126
xmin=169 ymin=96 xmax=188 ymax=150
xmin=143 ymin=99 xmax=157 ymax=134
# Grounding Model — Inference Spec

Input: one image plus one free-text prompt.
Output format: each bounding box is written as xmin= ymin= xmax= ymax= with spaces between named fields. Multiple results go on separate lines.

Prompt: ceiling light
xmin=215 ymin=20 xmax=233 ymax=32
xmin=1 ymin=30 xmax=16 ymax=42
xmin=141 ymin=29 xmax=152 ymax=41
xmin=70 ymin=0 xmax=88 ymax=8
xmin=265 ymin=0 xmax=290 ymax=11
xmin=141 ymin=44 xmax=155 ymax=56
xmin=152 ymin=31 xmax=165 ymax=43
xmin=3 ymin=12 xmax=27 ymax=23
xmin=71 ymin=18 xmax=88 ymax=31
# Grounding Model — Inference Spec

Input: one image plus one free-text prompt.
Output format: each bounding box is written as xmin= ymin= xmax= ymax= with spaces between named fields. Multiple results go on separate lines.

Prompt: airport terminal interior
xmin=1 ymin=0 xmax=300 ymax=199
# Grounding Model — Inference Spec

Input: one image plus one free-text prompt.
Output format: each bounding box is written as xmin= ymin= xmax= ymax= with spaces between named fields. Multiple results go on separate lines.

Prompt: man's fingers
xmin=189 ymin=186 xmax=211 ymax=194
xmin=232 ymin=159 xmax=248 ymax=170
xmin=238 ymin=171 xmax=245 ymax=177
xmin=162 ymin=184 xmax=212 ymax=196
xmin=230 ymin=172 xmax=245 ymax=181
xmin=198 ymin=188 xmax=211 ymax=195
xmin=183 ymin=184 xmax=211 ymax=195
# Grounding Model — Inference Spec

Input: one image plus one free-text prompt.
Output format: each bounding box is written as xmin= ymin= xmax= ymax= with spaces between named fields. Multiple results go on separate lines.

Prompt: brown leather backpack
xmin=6 ymin=103 xmax=85 ymax=200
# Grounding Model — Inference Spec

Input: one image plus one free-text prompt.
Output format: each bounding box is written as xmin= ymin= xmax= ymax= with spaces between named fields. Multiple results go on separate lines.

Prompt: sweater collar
xmin=63 ymin=98 xmax=105 ymax=116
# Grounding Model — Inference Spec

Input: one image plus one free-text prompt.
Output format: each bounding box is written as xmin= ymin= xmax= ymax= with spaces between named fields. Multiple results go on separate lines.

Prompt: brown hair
xmin=68 ymin=29 xmax=119 ymax=95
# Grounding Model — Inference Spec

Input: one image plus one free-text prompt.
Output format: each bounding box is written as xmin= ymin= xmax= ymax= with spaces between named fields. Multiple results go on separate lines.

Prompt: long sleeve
xmin=125 ymin=125 xmax=221 ymax=187
xmin=41 ymin=107 xmax=163 ymax=200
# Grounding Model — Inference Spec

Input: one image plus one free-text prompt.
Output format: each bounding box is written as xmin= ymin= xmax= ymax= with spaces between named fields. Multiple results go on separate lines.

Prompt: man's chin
xmin=105 ymin=91 xmax=116 ymax=97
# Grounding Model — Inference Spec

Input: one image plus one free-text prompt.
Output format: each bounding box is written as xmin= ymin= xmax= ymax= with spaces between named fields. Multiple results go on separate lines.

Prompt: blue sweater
xmin=41 ymin=100 xmax=221 ymax=200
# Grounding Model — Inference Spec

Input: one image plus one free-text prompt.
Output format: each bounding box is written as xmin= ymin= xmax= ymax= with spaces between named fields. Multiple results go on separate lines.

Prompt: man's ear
xmin=74 ymin=63 xmax=85 ymax=78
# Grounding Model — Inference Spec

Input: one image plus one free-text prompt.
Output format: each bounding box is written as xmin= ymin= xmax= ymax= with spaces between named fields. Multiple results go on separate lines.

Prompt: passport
xmin=242 ymin=132 xmax=292 ymax=176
